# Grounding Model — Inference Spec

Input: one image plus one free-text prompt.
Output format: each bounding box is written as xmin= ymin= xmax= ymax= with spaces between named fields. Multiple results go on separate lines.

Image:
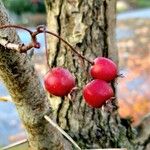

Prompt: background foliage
xmin=2 ymin=0 xmax=45 ymax=15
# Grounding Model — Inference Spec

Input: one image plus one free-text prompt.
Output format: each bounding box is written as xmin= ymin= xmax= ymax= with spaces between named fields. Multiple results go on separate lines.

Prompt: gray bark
xmin=0 ymin=0 xmax=149 ymax=149
xmin=0 ymin=1 xmax=71 ymax=150
xmin=45 ymin=0 xmax=150 ymax=149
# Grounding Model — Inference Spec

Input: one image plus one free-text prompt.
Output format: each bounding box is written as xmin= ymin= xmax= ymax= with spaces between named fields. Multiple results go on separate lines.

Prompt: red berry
xmin=44 ymin=67 xmax=75 ymax=97
xmin=83 ymin=79 xmax=114 ymax=108
xmin=90 ymin=57 xmax=117 ymax=81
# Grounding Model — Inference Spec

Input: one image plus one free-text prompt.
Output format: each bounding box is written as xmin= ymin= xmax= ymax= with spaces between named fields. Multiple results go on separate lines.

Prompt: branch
xmin=0 ymin=96 xmax=12 ymax=102
xmin=44 ymin=115 xmax=81 ymax=150
xmin=2 ymin=139 xmax=28 ymax=150
xmin=0 ymin=24 xmax=94 ymax=65
xmin=0 ymin=38 xmax=20 ymax=51
xmin=0 ymin=37 xmax=40 ymax=53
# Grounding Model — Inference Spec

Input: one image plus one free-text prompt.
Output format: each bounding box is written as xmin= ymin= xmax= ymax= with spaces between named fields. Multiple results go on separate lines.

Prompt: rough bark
xmin=0 ymin=1 xmax=72 ymax=150
xmin=0 ymin=0 xmax=150 ymax=150
xmin=45 ymin=0 xmax=150 ymax=149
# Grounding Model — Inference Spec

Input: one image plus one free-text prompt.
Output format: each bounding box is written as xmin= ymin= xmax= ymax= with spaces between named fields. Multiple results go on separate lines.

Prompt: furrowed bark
xmin=0 ymin=0 xmax=150 ymax=150
xmin=0 ymin=1 xmax=72 ymax=150
xmin=45 ymin=0 xmax=150 ymax=149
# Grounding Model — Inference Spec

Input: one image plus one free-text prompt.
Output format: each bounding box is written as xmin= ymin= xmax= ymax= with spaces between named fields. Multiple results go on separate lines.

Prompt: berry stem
xmin=36 ymin=26 xmax=93 ymax=65
xmin=45 ymin=30 xmax=94 ymax=65
xmin=0 ymin=24 xmax=94 ymax=65
xmin=0 ymin=24 xmax=33 ymax=34
xmin=42 ymin=26 xmax=51 ymax=69
xmin=0 ymin=24 xmax=41 ymax=52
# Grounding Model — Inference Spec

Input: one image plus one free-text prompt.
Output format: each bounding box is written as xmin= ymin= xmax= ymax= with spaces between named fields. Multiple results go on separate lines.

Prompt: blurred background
xmin=0 ymin=0 xmax=150 ymax=147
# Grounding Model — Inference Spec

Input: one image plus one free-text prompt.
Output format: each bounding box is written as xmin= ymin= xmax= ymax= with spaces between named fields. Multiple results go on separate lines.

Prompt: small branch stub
xmin=0 ymin=96 xmax=12 ymax=102
xmin=0 ymin=38 xmax=20 ymax=51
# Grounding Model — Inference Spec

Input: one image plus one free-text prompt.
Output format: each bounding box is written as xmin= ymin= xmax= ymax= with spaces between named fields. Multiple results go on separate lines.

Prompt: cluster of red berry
xmin=0 ymin=25 xmax=117 ymax=108
xmin=44 ymin=57 xmax=117 ymax=108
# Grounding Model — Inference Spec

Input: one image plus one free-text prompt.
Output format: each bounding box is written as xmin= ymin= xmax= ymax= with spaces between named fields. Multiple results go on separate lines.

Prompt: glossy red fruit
xmin=90 ymin=57 xmax=117 ymax=81
xmin=83 ymin=79 xmax=114 ymax=108
xmin=44 ymin=67 xmax=75 ymax=97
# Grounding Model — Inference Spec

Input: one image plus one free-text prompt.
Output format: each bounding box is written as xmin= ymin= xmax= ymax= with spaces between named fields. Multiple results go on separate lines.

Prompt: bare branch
xmin=44 ymin=115 xmax=81 ymax=150
xmin=0 ymin=38 xmax=20 ymax=51
xmin=2 ymin=139 xmax=28 ymax=150
xmin=0 ymin=96 xmax=12 ymax=102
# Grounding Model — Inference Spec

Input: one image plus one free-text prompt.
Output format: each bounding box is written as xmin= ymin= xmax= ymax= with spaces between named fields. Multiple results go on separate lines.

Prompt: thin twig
xmin=45 ymin=30 xmax=94 ymax=65
xmin=36 ymin=26 xmax=93 ymax=65
xmin=0 ymin=96 xmax=12 ymax=102
xmin=0 ymin=24 xmax=93 ymax=65
xmin=0 ymin=24 xmax=40 ymax=52
xmin=0 ymin=38 xmax=20 ymax=51
xmin=0 ymin=38 xmax=34 ymax=53
xmin=0 ymin=24 xmax=33 ymax=34
xmin=44 ymin=115 xmax=81 ymax=150
xmin=2 ymin=139 xmax=28 ymax=150
xmin=43 ymin=26 xmax=51 ymax=69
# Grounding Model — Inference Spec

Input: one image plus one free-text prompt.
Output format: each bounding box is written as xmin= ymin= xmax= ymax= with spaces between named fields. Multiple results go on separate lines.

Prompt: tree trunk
xmin=0 ymin=0 xmax=150 ymax=149
xmin=45 ymin=0 xmax=150 ymax=149
xmin=0 ymin=1 xmax=71 ymax=150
